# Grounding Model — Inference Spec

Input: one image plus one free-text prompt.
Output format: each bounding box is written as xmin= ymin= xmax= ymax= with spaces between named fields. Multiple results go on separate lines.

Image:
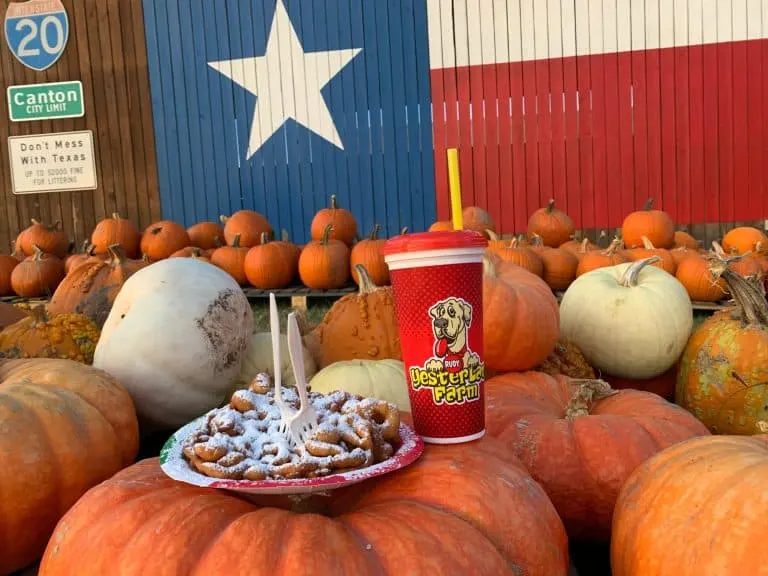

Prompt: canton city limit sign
xmin=4 ymin=0 xmax=69 ymax=72
xmin=7 ymin=80 xmax=84 ymax=122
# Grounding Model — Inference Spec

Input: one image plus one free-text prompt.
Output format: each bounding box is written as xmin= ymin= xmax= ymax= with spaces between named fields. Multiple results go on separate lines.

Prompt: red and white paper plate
xmin=160 ymin=416 xmax=424 ymax=495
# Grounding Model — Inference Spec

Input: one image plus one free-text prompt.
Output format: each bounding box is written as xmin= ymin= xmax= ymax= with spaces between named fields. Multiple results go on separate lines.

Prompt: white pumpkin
xmin=93 ymin=258 xmax=253 ymax=429
xmin=309 ymin=359 xmax=411 ymax=412
xmin=559 ymin=257 xmax=693 ymax=379
xmin=240 ymin=332 xmax=317 ymax=387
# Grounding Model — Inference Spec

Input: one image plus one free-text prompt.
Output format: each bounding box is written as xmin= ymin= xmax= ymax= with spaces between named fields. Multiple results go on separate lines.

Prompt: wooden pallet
xmin=242 ymin=285 xmax=357 ymax=310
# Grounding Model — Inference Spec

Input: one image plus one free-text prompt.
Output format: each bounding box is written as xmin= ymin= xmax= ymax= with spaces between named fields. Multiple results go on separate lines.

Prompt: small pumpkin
xmin=239 ymin=330 xmax=317 ymax=388
xmin=489 ymin=236 xmax=544 ymax=277
xmin=187 ymin=221 xmax=225 ymax=250
xmin=280 ymin=229 xmax=303 ymax=262
xmin=674 ymin=253 xmax=727 ymax=302
xmin=16 ymin=219 xmax=70 ymax=258
xmin=527 ymin=199 xmax=575 ymax=247
xmin=48 ymin=245 xmax=149 ymax=329
xmin=673 ymin=229 xmax=699 ymax=249
xmin=624 ymin=236 xmax=677 ymax=275
xmin=575 ymin=237 xmax=629 ymax=277
xmin=220 ymin=210 xmax=272 ymax=248
xmin=612 ymin=434 xmax=768 ymax=576
xmin=560 ymin=232 xmax=602 ymax=255
xmin=676 ymin=261 xmax=768 ymax=435
xmin=529 ymin=234 xmax=578 ymax=291
xmin=561 ymin=257 xmax=693 ymax=379
xmin=621 ymin=198 xmax=675 ymax=249
xmin=309 ymin=359 xmax=411 ymax=412
xmin=10 ymin=246 xmax=66 ymax=298
xmin=722 ymin=226 xmax=768 ymax=255
xmin=298 ymin=224 xmax=351 ymax=290
xmin=350 ymin=224 xmax=389 ymax=286
xmin=0 ymin=254 xmax=19 ymax=296
xmin=711 ymin=240 xmax=763 ymax=278
xmin=461 ymin=206 xmax=495 ymax=236
xmin=65 ymin=241 xmax=100 ymax=274
xmin=140 ymin=221 xmax=190 ymax=261
xmin=483 ymin=255 xmax=559 ymax=372
xmin=669 ymin=245 xmax=699 ymax=266
xmin=90 ymin=213 xmax=141 ymax=258
xmin=169 ymin=246 xmax=212 ymax=262
xmin=536 ymin=339 xmax=596 ymax=379
xmin=0 ymin=358 xmax=138 ymax=575
xmin=486 ymin=373 xmax=710 ymax=540
xmin=210 ymin=233 xmax=250 ymax=286
xmin=304 ymin=264 xmax=400 ymax=368
xmin=428 ymin=220 xmax=453 ymax=232
xmin=0 ymin=308 xmax=101 ymax=364
xmin=244 ymin=232 xmax=297 ymax=289
xmin=310 ymin=194 xmax=358 ymax=246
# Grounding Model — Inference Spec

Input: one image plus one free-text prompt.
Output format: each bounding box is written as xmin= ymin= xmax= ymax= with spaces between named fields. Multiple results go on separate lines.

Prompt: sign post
xmin=4 ymin=0 xmax=69 ymax=72
xmin=7 ymin=80 xmax=84 ymax=121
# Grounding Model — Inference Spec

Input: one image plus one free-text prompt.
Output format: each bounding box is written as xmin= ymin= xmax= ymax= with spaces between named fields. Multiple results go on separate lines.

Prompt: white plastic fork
xmin=286 ymin=311 xmax=318 ymax=444
xmin=269 ymin=293 xmax=296 ymax=446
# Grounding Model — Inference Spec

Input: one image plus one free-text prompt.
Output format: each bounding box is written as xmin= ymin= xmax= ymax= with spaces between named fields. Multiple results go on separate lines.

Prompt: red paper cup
xmin=382 ymin=231 xmax=487 ymax=444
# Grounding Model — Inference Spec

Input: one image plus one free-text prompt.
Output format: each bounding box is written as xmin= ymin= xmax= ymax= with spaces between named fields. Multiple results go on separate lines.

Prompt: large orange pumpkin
xmin=10 ymin=246 xmax=66 ymax=298
xmin=722 ymin=225 xmax=768 ymax=255
xmin=488 ymin=236 xmax=544 ymax=277
xmin=529 ymin=235 xmax=579 ymax=291
xmin=350 ymin=224 xmax=389 ymax=286
xmin=310 ymin=195 xmax=358 ymax=247
xmin=527 ymin=199 xmax=575 ymax=247
xmin=221 ymin=210 xmax=272 ymax=248
xmin=90 ymin=213 xmax=141 ymax=258
xmin=483 ymin=255 xmax=559 ymax=372
xmin=299 ymin=224 xmax=351 ymax=289
xmin=39 ymin=437 xmax=570 ymax=575
xmin=673 ymin=229 xmax=699 ymax=249
xmin=16 ymin=219 xmax=70 ymax=258
xmin=676 ymin=262 xmax=768 ymax=434
xmin=486 ymin=373 xmax=710 ymax=540
xmin=674 ymin=253 xmax=727 ymax=302
xmin=243 ymin=232 xmax=297 ymax=289
xmin=576 ymin=238 xmax=629 ymax=277
xmin=0 ymin=358 xmax=138 ymax=574
xmin=624 ymin=236 xmax=677 ymax=275
xmin=187 ymin=221 xmax=225 ymax=250
xmin=621 ymin=198 xmax=675 ymax=249
xmin=140 ymin=221 xmax=190 ymax=261
xmin=210 ymin=233 xmax=250 ymax=286
xmin=611 ymin=434 xmax=768 ymax=576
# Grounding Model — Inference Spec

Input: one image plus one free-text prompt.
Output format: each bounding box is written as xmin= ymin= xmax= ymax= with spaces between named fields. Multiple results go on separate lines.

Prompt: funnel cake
xmin=182 ymin=374 xmax=401 ymax=481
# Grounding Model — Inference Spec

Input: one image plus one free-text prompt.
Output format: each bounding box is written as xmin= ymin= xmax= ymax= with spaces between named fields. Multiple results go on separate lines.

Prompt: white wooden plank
xmin=453 ymin=0 xmax=470 ymax=70
xmin=493 ymin=0 xmax=511 ymax=66
xmin=631 ymin=0 xmax=646 ymax=51
xmin=548 ymin=0 xmax=563 ymax=57
xmin=747 ymin=0 xmax=762 ymax=40
xmin=507 ymin=0 xmax=523 ymax=64
xmin=574 ymin=0 xmax=591 ymax=56
xmin=426 ymin=0 xmax=444 ymax=69
xmin=717 ymin=0 xmax=733 ymax=43
xmin=674 ymin=0 xmax=689 ymax=46
xmin=616 ymin=0 xmax=632 ymax=53
xmin=465 ymin=0 xmax=483 ymax=69
xmin=764 ymin=0 xmax=768 ymax=42
xmin=603 ymin=0 xmax=618 ymax=54
xmin=520 ymin=0 xmax=536 ymax=61
xmin=589 ymin=0 xmax=604 ymax=55
xmin=533 ymin=0 xmax=550 ymax=60
xmin=731 ymin=0 xmax=748 ymax=42
xmin=646 ymin=0 xmax=661 ymax=49
xmin=479 ymin=1 xmax=497 ymax=67
xmin=689 ymin=0 xmax=704 ymax=45
xmin=561 ymin=0 xmax=577 ymax=58
xmin=660 ymin=0 xmax=675 ymax=49
xmin=439 ymin=0 xmax=456 ymax=69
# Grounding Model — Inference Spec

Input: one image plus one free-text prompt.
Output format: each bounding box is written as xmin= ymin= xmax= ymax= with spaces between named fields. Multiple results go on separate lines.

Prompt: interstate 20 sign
xmin=4 ymin=0 xmax=69 ymax=72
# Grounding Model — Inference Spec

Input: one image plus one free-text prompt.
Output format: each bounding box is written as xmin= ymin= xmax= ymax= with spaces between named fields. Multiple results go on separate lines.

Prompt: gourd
xmin=93 ymin=258 xmax=253 ymax=429
xmin=90 ymin=213 xmax=141 ymax=258
xmin=560 ymin=257 xmax=693 ymax=379
xmin=39 ymin=439 xmax=570 ymax=575
xmin=485 ymin=373 xmax=710 ymax=539
xmin=239 ymin=331 xmax=317 ymax=388
xmin=310 ymin=194 xmax=358 ymax=246
xmin=621 ymin=198 xmax=675 ymax=249
xmin=0 ymin=358 xmax=138 ymax=575
xmin=527 ymin=199 xmax=575 ymax=247
xmin=310 ymin=359 xmax=411 ymax=412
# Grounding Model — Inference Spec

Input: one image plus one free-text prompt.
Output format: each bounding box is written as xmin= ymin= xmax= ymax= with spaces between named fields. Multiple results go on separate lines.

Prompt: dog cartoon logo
xmin=425 ymin=297 xmax=481 ymax=373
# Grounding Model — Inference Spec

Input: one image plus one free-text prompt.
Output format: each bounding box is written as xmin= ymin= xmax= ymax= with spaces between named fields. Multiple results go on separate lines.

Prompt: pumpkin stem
xmin=368 ymin=224 xmax=380 ymax=241
xmin=106 ymin=244 xmax=125 ymax=265
xmin=508 ymin=237 xmax=519 ymax=249
xmin=618 ymin=256 xmax=662 ymax=287
xmin=112 ymin=212 xmax=122 ymax=220
xmin=482 ymin=255 xmax=498 ymax=277
xmin=30 ymin=218 xmax=41 ymax=226
xmin=355 ymin=264 xmax=378 ymax=294
xmin=151 ymin=226 xmax=163 ymax=236
xmin=329 ymin=194 xmax=338 ymax=211
xmin=579 ymin=238 xmax=591 ymax=253
xmin=142 ymin=253 xmax=150 ymax=263
xmin=529 ymin=233 xmax=543 ymax=247
xmin=707 ymin=258 xmax=768 ymax=327
xmin=486 ymin=229 xmax=500 ymax=241
xmin=565 ymin=379 xmax=618 ymax=419
xmin=219 ymin=215 xmax=229 ymax=225
xmin=231 ymin=234 xmax=242 ymax=248
xmin=86 ymin=243 xmax=96 ymax=256
xmin=281 ymin=229 xmax=290 ymax=242
xmin=260 ymin=231 xmax=270 ymax=245
xmin=757 ymin=421 xmax=768 ymax=434
xmin=190 ymin=247 xmax=202 ymax=258
xmin=31 ymin=244 xmax=44 ymax=260
xmin=320 ymin=224 xmax=334 ymax=245
xmin=641 ymin=235 xmax=656 ymax=250
xmin=603 ymin=237 xmax=623 ymax=256
xmin=643 ymin=198 xmax=655 ymax=211
xmin=400 ymin=227 xmax=408 ymax=235
xmin=545 ymin=199 xmax=556 ymax=214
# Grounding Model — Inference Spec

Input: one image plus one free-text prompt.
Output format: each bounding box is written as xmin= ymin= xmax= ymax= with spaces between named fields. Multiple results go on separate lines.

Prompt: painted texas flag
xmin=427 ymin=0 xmax=768 ymax=233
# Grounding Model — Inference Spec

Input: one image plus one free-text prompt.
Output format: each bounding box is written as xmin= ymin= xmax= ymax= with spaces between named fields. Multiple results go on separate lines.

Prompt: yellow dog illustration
xmin=426 ymin=297 xmax=481 ymax=373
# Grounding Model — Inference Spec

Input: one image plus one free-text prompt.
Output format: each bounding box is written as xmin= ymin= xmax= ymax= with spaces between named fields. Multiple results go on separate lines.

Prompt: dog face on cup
xmin=428 ymin=298 xmax=472 ymax=352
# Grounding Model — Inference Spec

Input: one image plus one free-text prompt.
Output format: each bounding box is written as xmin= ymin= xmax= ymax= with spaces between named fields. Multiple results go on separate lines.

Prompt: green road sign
xmin=7 ymin=81 xmax=84 ymax=122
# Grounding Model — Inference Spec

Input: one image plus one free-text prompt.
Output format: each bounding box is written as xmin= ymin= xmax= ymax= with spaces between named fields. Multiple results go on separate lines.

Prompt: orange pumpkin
xmin=484 ymin=229 xmax=509 ymax=254
xmin=310 ymin=195 xmax=358 ymax=247
xmin=16 ymin=219 xmax=70 ymax=258
xmin=280 ymin=229 xmax=303 ymax=264
xmin=611 ymin=434 xmax=768 ymax=576
xmin=621 ymin=198 xmax=675 ymax=249
xmin=711 ymin=240 xmax=763 ymax=277
xmin=486 ymin=373 xmax=710 ymax=540
xmin=483 ymin=255 xmax=559 ymax=372
xmin=299 ymin=224 xmax=351 ymax=289
xmin=461 ymin=206 xmax=495 ymax=235
xmin=669 ymin=245 xmax=699 ymax=266
xmin=244 ymin=232 xmax=297 ymax=289
xmin=676 ymin=262 xmax=768 ymax=435
xmin=48 ymin=245 xmax=149 ymax=328
xmin=0 ymin=358 xmax=138 ymax=575
xmin=220 ymin=210 xmax=272 ymax=248
xmin=350 ymin=224 xmax=389 ymax=286
xmin=210 ymin=233 xmax=250 ymax=286
xmin=90 ymin=213 xmax=141 ymax=258
xmin=529 ymin=235 xmax=578 ymax=291
xmin=673 ymin=229 xmax=699 ymax=249
xmin=169 ymin=246 xmax=213 ymax=261
xmin=560 ymin=233 xmax=601 ymax=255
xmin=624 ymin=236 xmax=677 ymax=275
xmin=10 ymin=246 xmax=65 ymax=298
xmin=140 ymin=221 xmax=190 ymax=261
xmin=489 ymin=237 xmax=544 ymax=277
xmin=38 ymin=437 xmax=569 ymax=576
xmin=304 ymin=264 xmax=401 ymax=368
xmin=0 ymin=254 xmax=19 ymax=296
xmin=65 ymin=242 xmax=100 ymax=274
xmin=187 ymin=221 xmax=225 ymax=250
xmin=674 ymin=254 xmax=727 ymax=302
xmin=428 ymin=220 xmax=453 ymax=233
xmin=722 ymin=225 xmax=768 ymax=255
xmin=576 ymin=238 xmax=629 ymax=277
xmin=527 ymin=199 xmax=575 ymax=247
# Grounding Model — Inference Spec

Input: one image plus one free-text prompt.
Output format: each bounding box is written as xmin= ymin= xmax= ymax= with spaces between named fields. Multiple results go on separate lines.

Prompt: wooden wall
xmin=0 ymin=0 xmax=160 ymax=252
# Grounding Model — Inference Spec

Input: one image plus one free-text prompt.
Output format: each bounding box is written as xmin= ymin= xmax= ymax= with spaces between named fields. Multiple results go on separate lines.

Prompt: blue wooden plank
xmin=413 ymin=0 xmax=436 ymax=230
xmin=141 ymin=0 xmax=172 ymax=221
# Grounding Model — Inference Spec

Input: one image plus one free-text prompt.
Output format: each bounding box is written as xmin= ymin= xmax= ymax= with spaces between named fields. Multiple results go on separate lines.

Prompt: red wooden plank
xmin=702 ymin=43 xmax=720 ymax=224
xmin=430 ymin=70 xmax=450 ymax=222
xmin=732 ymin=39 xmax=750 ymax=221
xmin=603 ymin=50 xmax=622 ymax=228
xmin=763 ymin=38 xmax=768 ymax=218
xmin=469 ymin=58 xmax=488 ymax=210
xmin=660 ymin=46 xmax=678 ymax=222
xmin=482 ymin=64 xmax=501 ymax=230
xmin=443 ymin=62 xmax=461 ymax=221
xmin=511 ymin=61 xmax=527 ymax=232
xmin=522 ymin=60 xmax=540 ymax=222
xmin=632 ymin=50 xmax=649 ymax=211
xmin=645 ymin=48 xmax=663 ymax=213
xmin=549 ymin=55 xmax=567 ymax=215
xmin=617 ymin=51 xmax=635 ymax=221
xmin=674 ymin=46 xmax=691 ymax=226
xmin=536 ymin=57 xmax=554 ymax=212
xmin=749 ymin=40 xmax=765 ymax=219
xmin=563 ymin=55 xmax=581 ymax=228
xmin=590 ymin=51 xmax=609 ymax=229
xmin=718 ymin=41 xmax=735 ymax=223
xmin=689 ymin=44 xmax=705 ymax=224
xmin=496 ymin=62 xmax=515 ymax=233
xmin=456 ymin=65 xmax=475 ymax=206
xmin=577 ymin=53 xmax=595 ymax=229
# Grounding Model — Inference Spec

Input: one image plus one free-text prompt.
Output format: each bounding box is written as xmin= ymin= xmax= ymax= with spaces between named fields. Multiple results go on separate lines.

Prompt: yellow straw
xmin=447 ymin=148 xmax=463 ymax=231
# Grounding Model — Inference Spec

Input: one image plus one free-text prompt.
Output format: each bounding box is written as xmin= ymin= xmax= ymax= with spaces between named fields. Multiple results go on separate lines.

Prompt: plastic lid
xmin=381 ymin=230 xmax=488 ymax=256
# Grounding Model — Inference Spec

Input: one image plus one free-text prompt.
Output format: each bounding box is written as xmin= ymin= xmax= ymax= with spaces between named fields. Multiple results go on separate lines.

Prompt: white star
xmin=208 ymin=0 xmax=362 ymax=159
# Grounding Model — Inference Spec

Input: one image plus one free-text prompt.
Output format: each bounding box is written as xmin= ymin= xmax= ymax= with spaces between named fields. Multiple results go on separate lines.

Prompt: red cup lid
xmin=381 ymin=230 xmax=488 ymax=256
